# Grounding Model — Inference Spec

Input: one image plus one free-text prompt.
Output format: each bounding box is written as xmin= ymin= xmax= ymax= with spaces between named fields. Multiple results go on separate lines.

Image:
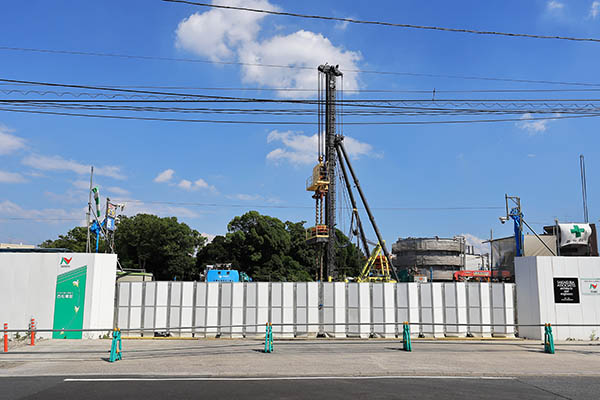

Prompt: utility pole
xmin=86 ymin=166 xmax=94 ymax=253
xmin=318 ymin=64 xmax=342 ymax=280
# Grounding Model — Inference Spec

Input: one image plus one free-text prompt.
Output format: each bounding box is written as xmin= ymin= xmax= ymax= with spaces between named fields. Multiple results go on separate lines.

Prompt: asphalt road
xmin=2 ymin=375 xmax=599 ymax=399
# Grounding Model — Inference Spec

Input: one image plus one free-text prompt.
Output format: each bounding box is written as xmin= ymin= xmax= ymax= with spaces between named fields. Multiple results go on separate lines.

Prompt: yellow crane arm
xmin=357 ymin=244 xmax=382 ymax=282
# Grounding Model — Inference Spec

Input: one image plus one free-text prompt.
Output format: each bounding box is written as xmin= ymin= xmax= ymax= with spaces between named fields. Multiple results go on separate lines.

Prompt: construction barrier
xmin=264 ymin=323 xmax=273 ymax=353
xmin=109 ymin=329 xmax=122 ymax=362
xmin=544 ymin=324 xmax=555 ymax=354
xmin=1 ymin=322 xmax=597 ymax=356
xmin=30 ymin=318 xmax=35 ymax=346
xmin=402 ymin=322 xmax=411 ymax=352
xmin=115 ymin=282 xmax=516 ymax=339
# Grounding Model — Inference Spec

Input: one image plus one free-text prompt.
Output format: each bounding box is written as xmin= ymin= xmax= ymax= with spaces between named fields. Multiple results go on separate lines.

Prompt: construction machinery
xmin=306 ymin=64 xmax=398 ymax=283
xmin=356 ymin=243 xmax=396 ymax=283
xmin=453 ymin=270 xmax=491 ymax=282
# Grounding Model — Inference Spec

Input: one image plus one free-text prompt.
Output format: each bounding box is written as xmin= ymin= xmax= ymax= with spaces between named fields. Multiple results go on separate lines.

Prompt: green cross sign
xmin=570 ymin=225 xmax=585 ymax=238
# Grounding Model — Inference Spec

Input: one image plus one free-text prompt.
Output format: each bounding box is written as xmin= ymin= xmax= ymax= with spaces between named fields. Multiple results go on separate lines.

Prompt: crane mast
xmin=306 ymin=64 xmax=398 ymax=282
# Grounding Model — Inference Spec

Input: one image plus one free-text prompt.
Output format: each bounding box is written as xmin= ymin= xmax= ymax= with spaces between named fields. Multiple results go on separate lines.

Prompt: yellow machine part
xmin=306 ymin=162 xmax=329 ymax=192
xmin=356 ymin=243 xmax=396 ymax=283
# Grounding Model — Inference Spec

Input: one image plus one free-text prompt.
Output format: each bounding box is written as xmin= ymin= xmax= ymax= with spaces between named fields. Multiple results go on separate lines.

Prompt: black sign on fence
xmin=553 ymin=278 xmax=580 ymax=304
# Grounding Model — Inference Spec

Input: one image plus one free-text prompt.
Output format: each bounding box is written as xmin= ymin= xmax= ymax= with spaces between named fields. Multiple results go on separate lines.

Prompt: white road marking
xmin=64 ymin=376 xmax=515 ymax=382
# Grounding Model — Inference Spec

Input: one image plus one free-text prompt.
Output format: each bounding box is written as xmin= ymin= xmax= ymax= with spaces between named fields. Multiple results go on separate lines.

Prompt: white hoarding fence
xmin=115 ymin=282 xmax=516 ymax=338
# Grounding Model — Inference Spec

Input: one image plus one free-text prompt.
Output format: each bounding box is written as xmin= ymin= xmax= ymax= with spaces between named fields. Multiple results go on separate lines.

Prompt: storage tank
xmin=392 ymin=237 xmax=465 ymax=281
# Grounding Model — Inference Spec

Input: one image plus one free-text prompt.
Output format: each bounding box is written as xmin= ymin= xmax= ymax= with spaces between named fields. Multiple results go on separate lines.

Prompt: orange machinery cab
xmin=370 ymin=255 xmax=393 ymax=279
xmin=306 ymin=224 xmax=329 ymax=245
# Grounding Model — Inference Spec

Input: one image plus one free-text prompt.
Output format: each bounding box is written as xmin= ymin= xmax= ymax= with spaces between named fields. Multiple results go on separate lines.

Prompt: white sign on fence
xmin=581 ymin=278 xmax=600 ymax=295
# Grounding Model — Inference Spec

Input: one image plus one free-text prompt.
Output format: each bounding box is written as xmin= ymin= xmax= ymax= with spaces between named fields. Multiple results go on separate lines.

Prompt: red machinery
xmin=453 ymin=270 xmax=491 ymax=282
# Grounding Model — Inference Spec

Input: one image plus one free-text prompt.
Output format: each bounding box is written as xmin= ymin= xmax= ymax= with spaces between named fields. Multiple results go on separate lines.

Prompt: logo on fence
xmin=582 ymin=278 xmax=600 ymax=295
xmin=60 ymin=257 xmax=72 ymax=266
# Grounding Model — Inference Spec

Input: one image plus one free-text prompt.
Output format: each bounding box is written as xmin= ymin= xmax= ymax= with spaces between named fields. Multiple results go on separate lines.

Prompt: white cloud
xmin=154 ymin=168 xmax=175 ymax=183
xmin=201 ymin=232 xmax=218 ymax=243
xmin=590 ymin=1 xmax=600 ymax=18
xmin=72 ymin=180 xmax=92 ymax=190
xmin=335 ymin=19 xmax=351 ymax=31
xmin=154 ymin=169 xmax=216 ymax=192
xmin=516 ymin=113 xmax=555 ymax=135
xmin=175 ymin=1 xmax=361 ymax=98
xmin=344 ymin=136 xmax=379 ymax=159
xmin=175 ymin=0 xmax=277 ymax=62
xmin=266 ymin=130 xmax=318 ymax=165
xmin=460 ymin=233 xmax=490 ymax=256
xmin=120 ymin=200 xmax=201 ymax=219
xmin=178 ymin=179 xmax=193 ymax=190
xmin=21 ymin=154 xmax=125 ymax=179
xmin=227 ymin=193 xmax=263 ymax=201
xmin=527 ymin=153 xmax=537 ymax=158
xmin=225 ymin=193 xmax=280 ymax=203
xmin=0 ymin=199 xmax=83 ymax=224
xmin=547 ymin=0 xmax=564 ymax=11
xmin=0 ymin=170 xmax=26 ymax=183
xmin=239 ymin=30 xmax=361 ymax=97
xmin=24 ymin=171 xmax=44 ymax=178
xmin=177 ymin=178 xmax=217 ymax=192
xmin=266 ymin=130 xmax=376 ymax=165
xmin=106 ymin=186 xmax=130 ymax=197
xmin=0 ymin=125 xmax=26 ymax=155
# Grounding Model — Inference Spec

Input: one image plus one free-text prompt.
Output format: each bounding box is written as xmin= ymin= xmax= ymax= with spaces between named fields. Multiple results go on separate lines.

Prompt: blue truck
xmin=205 ymin=269 xmax=252 ymax=282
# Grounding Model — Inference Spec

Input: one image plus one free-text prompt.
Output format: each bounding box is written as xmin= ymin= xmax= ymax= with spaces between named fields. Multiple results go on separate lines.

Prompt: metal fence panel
xmin=113 ymin=281 xmax=516 ymax=338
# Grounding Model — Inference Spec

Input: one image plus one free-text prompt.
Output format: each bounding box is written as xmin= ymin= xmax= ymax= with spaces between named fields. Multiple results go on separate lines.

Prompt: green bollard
xmin=109 ymin=328 xmax=122 ymax=362
xmin=264 ymin=323 xmax=273 ymax=353
xmin=544 ymin=324 xmax=555 ymax=354
xmin=402 ymin=321 xmax=412 ymax=352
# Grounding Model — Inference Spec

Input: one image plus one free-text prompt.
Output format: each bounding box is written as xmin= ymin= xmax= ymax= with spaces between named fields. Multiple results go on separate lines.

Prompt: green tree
xmin=195 ymin=211 xmax=362 ymax=282
xmin=40 ymin=226 xmax=108 ymax=252
xmin=333 ymin=228 xmax=364 ymax=279
xmin=226 ymin=211 xmax=291 ymax=280
xmin=195 ymin=235 xmax=231 ymax=270
xmin=115 ymin=214 xmax=205 ymax=280
xmin=285 ymin=221 xmax=318 ymax=280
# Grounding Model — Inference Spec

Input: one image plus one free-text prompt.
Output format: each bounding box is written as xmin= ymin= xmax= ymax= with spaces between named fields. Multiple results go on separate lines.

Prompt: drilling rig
xmin=306 ymin=64 xmax=398 ymax=282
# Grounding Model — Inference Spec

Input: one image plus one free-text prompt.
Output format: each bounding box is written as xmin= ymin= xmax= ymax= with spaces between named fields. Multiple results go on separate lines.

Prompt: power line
xmin=82 ymin=199 xmax=508 ymax=211
xmin=0 ymin=46 xmax=312 ymax=71
xmin=163 ymin=0 xmax=600 ymax=44
xmin=2 ymin=46 xmax=600 ymax=87
xmin=8 ymin=80 xmax=600 ymax=104
xmin=0 ymin=217 xmax=81 ymax=221
xmin=2 ymin=106 xmax=599 ymax=125
xmin=7 ymin=83 xmax=600 ymax=94
xmin=6 ymin=100 xmax=600 ymax=118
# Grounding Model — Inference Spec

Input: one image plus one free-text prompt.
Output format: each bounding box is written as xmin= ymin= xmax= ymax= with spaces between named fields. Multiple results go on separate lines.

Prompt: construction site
xmin=3 ymin=1 xmax=600 ymax=399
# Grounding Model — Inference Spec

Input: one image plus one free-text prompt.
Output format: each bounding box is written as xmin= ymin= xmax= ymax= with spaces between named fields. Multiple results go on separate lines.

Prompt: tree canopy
xmin=41 ymin=214 xmax=204 ymax=280
xmin=114 ymin=214 xmax=205 ymax=280
xmin=196 ymin=211 xmax=364 ymax=281
xmin=41 ymin=211 xmax=364 ymax=281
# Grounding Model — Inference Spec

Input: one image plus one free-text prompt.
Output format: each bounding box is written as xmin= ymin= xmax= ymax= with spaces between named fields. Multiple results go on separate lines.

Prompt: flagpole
xmin=86 ymin=166 xmax=93 ymax=253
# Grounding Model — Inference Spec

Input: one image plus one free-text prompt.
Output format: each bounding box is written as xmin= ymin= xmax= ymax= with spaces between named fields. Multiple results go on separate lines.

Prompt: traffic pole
xmin=30 ymin=318 xmax=35 ymax=346
xmin=3 ymin=323 xmax=7 ymax=353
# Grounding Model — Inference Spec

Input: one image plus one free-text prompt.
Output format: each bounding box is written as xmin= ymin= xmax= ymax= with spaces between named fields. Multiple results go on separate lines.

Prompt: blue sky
xmin=1 ymin=0 xmax=600 ymax=253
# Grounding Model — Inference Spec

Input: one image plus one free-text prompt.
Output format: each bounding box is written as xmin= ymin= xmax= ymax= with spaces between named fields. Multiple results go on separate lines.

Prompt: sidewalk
xmin=1 ymin=338 xmax=599 ymax=378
